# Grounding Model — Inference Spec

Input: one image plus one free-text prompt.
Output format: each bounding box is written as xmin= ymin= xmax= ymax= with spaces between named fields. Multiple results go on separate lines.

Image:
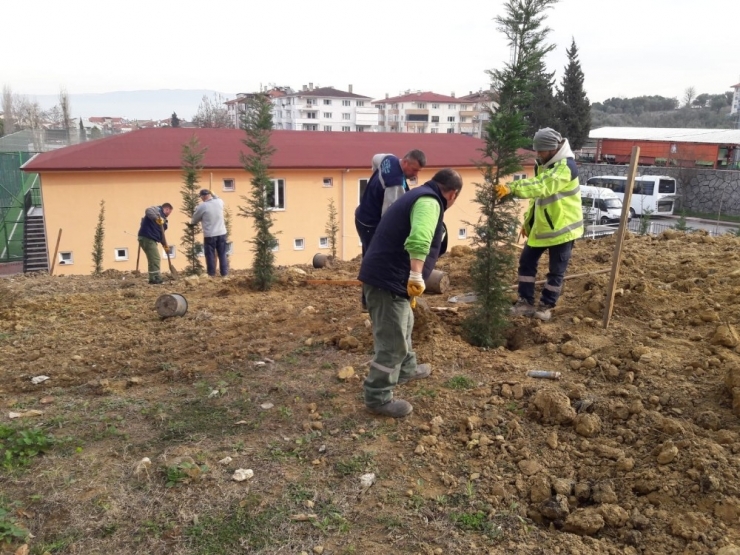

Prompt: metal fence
xmin=0 ymin=152 xmax=39 ymax=262
xmin=582 ymin=217 xmax=724 ymax=240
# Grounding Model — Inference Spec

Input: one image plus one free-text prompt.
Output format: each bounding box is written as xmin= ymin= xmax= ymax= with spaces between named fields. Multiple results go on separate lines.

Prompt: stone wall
xmin=579 ymin=163 xmax=740 ymax=216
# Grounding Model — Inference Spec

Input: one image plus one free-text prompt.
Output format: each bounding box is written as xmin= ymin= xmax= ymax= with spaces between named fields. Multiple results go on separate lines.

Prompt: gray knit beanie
xmin=532 ymin=128 xmax=563 ymax=151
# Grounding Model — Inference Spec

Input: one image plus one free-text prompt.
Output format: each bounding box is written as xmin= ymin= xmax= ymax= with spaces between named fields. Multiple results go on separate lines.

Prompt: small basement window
xmin=59 ymin=251 xmax=73 ymax=265
xmin=458 ymin=228 xmax=467 ymax=239
xmin=272 ymin=239 xmax=280 ymax=252
xmin=114 ymin=247 xmax=129 ymax=261
xmin=164 ymin=245 xmax=176 ymax=258
xmin=323 ymin=177 xmax=333 ymax=187
xmin=319 ymin=237 xmax=329 ymax=249
xmin=513 ymin=173 xmax=527 ymax=181
xmin=294 ymin=238 xmax=305 ymax=250
xmin=226 ymin=242 xmax=233 ymax=255
xmin=223 ymin=178 xmax=235 ymax=191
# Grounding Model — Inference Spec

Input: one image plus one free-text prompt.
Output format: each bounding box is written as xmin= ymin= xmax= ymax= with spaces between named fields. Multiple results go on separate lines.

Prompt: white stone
xmin=232 ymin=468 xmax=254 ymax=482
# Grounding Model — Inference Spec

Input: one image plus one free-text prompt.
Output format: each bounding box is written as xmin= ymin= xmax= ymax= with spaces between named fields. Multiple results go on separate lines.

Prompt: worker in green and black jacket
xmin=495 ymin=128 xmax=583 ymax=322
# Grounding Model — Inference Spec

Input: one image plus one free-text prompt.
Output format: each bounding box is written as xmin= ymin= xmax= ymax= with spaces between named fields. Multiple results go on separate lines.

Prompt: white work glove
xmin=407 ymin=271 xmax=425 ymax=298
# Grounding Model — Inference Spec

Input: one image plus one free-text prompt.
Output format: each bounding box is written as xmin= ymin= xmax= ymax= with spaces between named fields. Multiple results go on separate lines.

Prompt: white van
xmin=580 ymin=185 xmax=625 ymax=225
xmin=585 ymin=175 xmax=676 ymax=217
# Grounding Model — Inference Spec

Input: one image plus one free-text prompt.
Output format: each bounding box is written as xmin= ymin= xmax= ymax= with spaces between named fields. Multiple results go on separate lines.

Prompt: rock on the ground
xmin=712 ymin=324 xmax=739 ymax=348
xmin=564 ymin=508 xmax=605 ymax=536
xmin=573 ymin=413 xmax=602 ymax=437
xmin=540 ymin=494 xmax=570 ymax=520
xmin=725 ymin=364 xmax=740 ymax=416
xmin=657 ymin=440 xmax=679 ymax=465
xmin=532 ymin=389 xmax=576 ymax=424
xmin=598 ymin=504 xmax=629 ymax=527
xmin=670 ymin=512 xmax=712 ymax=540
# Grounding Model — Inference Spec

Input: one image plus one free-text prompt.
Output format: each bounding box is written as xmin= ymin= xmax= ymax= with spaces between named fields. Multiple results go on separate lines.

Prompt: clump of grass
xmin=444 ymin=376 xmax=475 ymax=390
xmin=0 ymin=425 xmax=55 ymax=469
xmin=0 ymin=501 xmax=28 ymax=544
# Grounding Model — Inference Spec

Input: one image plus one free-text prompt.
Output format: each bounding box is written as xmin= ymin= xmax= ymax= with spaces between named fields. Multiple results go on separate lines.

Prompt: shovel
xmin=135 ymin=243 xmax=141 ymax=272
xmin=159 ymin=223 xmax=179 ymax=279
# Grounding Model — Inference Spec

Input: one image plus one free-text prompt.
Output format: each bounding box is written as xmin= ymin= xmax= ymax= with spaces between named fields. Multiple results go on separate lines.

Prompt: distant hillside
xmin=591 ymin=94 xmax=736 ymax=129
xmin=33 ymin=89 xmax=235 ymax=121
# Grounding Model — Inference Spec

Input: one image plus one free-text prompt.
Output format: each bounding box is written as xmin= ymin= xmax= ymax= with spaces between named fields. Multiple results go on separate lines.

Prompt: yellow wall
xmin=38 ymin=166 xmax=532 ymax=275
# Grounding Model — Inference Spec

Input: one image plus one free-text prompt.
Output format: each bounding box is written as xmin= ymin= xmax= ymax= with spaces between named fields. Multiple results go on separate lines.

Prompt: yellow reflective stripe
xmin=538 ymin=185 xmax=581 ymax=207
xmin=536 ymin=220 xmax=584 ymax=239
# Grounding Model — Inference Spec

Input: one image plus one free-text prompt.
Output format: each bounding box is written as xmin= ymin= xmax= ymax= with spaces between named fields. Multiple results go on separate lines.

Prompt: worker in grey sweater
xmin=190 ymin=189 xmax=228 ymax=276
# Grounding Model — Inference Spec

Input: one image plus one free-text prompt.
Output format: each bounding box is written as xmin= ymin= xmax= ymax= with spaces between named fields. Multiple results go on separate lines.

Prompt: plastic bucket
xmin=155 ymin=293 xmax=188 ymax=318
xmin=312 ymin=253 xmax=332 ymax=268
xmin=424 ymin=270 xmax=449 ymax=294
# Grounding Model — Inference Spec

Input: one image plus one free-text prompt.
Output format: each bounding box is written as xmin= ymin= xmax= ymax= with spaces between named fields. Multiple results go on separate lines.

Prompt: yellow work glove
xmin=156 ymin=217 xmax=164 ymax=225
xmin=407 ymin=271 xmax=425 ymax=308
xmin=494 ymin=183 xmax=511 ymax=200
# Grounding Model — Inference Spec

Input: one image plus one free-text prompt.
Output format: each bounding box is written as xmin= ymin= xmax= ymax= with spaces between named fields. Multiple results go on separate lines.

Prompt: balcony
xmin=460 ymin=110 xmax=478 ymax=117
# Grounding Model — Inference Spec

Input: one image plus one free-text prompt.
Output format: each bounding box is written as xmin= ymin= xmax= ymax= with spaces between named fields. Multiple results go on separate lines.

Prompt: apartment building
xmin=225 ymin=87 xmax=292 ymax=128
xmin=373 ymin=91 xmax=488 ymax=135
xmin=731 ymin=82 xmax=740 ymax=117
xmin=272 ymin=84 xmax=379 ymax=132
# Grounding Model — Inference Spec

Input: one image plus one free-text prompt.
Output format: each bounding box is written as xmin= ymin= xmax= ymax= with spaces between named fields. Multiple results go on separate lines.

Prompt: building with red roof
xmin=22 ymin=128 xmax=534 ymax=275
xmin=372 ymin=90 xmax=485 ymax=136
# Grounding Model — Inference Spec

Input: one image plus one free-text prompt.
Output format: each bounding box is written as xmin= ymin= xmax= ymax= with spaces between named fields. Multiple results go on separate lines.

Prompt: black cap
xmin=199 ymin=189 xmax=211 ymax=196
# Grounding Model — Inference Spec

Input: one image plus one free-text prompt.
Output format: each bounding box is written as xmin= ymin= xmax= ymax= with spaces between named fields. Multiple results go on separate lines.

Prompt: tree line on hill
xmin=591 ymin=90 xmax=735 ymax=129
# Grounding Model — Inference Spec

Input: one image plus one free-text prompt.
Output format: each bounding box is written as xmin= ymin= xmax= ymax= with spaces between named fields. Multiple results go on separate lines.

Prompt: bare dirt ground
xmin=1 ymin=230 xmax=740 ymax=555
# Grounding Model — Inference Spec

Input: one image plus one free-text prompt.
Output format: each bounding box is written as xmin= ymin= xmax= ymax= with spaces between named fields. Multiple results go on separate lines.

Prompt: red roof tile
xmin=373 ymin=92 xmax=474 ymax=104
xmin=23 ymin=128 xmax=529 ymax=172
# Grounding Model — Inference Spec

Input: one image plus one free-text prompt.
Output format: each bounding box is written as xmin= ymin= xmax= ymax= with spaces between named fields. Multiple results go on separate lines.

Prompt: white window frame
xmin=294 ymin=238 xmax=305 ymax=251
xmin=306 ymin=112 xmax=317 ymax=119
xmin=114 ymin=247 xmax=129 ymax=261
xmin=431 ymin=128 xmax=439 ymax=134
xmin=513 ymin=173 xmax=527 ymax=181
xmin=226 ymin=242 xmax=233 ymax=255
xmin=323 ymin=112 xmax=332 ymax=119
xmin=323 ymin=99 xmax=332 ymax=105
xmin=458 ymin=228 xmax=467 ymax=239
xmin=272 ymin=239 xmax=279 ymax=252
xmin=358 ymin=178 xmax=369 ymax=204
xmin=356 ymin=100 xmax=365 ymax=107
xmin=342 ymin=100 xmax=351 ymax=106
xmin=342 ymin=126 xmax=351 ymax=132
xmin=323 ymin=177 xmax=333 ymax=187
xmin=163 ymin=245 xmax=176 ymax=258
xmin=447 ymin=116 xmax=456 ymax=122
xmin=319 ymin=237 xmax=329 ymax=249
xmin=416 ymin=103 xmax=426 ymax=109
xmin=268 ymin=179 xmax=286 ymax=210
xmin=342 ymin=113 xmax=351 ymax=120
xmin=432 ymin=103 xmax=440 ymax=109
xmin=223 ymin=178 xmax=235 ymax=192
xmin=323 ymin=125 xmax=332 ymax=131
xmin=59 ymin=251 xmax=74 ymax=265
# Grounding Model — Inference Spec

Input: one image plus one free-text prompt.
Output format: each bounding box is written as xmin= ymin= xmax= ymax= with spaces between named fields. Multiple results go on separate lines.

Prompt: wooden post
xmin=49 ymin=228 xmax=62 ymax=276
xmin=603 ymin=146 xmax=640 ymax=329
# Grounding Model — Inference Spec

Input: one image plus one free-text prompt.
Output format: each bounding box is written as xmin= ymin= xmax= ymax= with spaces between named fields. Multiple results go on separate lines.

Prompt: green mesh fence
xmin=0 ymin=152 xmax=38 ymax=262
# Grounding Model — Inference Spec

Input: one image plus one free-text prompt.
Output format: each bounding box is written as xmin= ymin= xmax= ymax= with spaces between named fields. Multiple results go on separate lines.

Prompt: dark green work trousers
xmin=363 ymin=284 xmax=418 ymax=408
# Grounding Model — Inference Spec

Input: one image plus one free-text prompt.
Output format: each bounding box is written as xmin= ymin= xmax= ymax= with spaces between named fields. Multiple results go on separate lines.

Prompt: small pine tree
xmin=180 ymin=135 xmax=207 ymax=275
xmin=325 ymin=198 xmax=339 ymax=260
xmin=671 ymin=209 xmax=694 ymax=232
xmin=91 ymin=200 xmax=105 ymax=275
xmin=238 ymin=93 xmax=277 ymax=290
xmin=171 ymin=112 xmax=180 ymax=128
xmin=463 ymin=0 xmax=557 ymax=348
xmin=638 ymin=207 xmax=654 ymax=235
xmin=557 ymin=38 xmax=591 ymax=150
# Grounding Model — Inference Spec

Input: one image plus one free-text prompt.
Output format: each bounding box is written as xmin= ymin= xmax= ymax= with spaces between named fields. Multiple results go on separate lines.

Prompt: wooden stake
xmin=49 ymin=228 xmax=62 ymax=276
xmin=603 ymin=146 xmax=640 ymax=329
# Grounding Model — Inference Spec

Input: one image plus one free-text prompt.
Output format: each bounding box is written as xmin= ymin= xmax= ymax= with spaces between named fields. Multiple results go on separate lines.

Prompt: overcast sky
xmin=2 ymin=0 xmax=736 ymax=105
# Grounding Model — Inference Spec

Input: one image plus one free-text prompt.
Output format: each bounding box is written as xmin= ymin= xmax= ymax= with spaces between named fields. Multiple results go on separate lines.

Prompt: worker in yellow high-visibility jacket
xmin=495 ymin=127 xmax=583 ymax=322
